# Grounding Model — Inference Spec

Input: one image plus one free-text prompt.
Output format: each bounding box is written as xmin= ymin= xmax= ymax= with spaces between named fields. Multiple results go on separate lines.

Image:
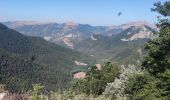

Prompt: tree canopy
xmin=126 ymin=1 xmax=170 ymax=100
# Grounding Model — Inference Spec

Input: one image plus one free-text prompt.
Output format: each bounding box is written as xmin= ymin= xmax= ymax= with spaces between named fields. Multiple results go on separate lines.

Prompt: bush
xmin=70 ymin=62 xmax=120 ymax=95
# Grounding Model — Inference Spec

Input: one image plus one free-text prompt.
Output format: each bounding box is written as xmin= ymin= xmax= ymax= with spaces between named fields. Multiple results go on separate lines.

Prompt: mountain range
xmin=3 ymin=21 xmax=157 ymax=64
xmin=3 ymin=21 xmax=156 ymax=49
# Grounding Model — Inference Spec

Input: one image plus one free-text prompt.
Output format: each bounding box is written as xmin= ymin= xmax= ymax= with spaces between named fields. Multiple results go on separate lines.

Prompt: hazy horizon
xmin=0 ymin=0 xmax=167 ymax=26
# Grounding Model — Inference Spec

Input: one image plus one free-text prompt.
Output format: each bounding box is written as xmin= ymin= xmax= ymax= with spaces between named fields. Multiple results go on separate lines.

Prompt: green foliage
xmin=126 ymin=72 xmax=170 ymax=100
xmin=0 ymin=23 xmax=94 ymax=92
xmin=0 ymin=50 xmax=48 ymax=92
xmin=126 ymin=1 xmax=170 ymax=99
xmin=151 ymin=1 xmax=170 ymax=16
xmin=125 ymin=72 xmax=164 ymax=100
xmin=70 ymin=62 xmax=120 ymax=95
xmin=49 ymin=90 xmax=112 ymax=100
xmin=159 ymin=69 xmax=170 ymax=97
xmin=142 ymin=26 xmax=170 ymax=75
xmin=70 ymin=79 xmax=88 ymax=94
xmin=29 ymin=84 xmax=48 ymax=100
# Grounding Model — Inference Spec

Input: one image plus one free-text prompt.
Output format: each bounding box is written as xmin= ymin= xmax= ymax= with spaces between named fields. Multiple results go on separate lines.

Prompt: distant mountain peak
xmin=123 ymin=21 xmax=151 ymax=25
xmin=119 ymin=21 xmax=156 ymax=30
xmin=3 ymin=20 xmax=53 ymax=28
xmin=64 ymin=21 xmax=78 ymax=26
xmin=120 ymin=22 xmax=156 ymax=41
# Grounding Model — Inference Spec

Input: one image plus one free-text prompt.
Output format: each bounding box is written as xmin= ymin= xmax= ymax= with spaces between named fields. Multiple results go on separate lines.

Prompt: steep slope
xmin=0 ymin=23 xmax=94 ymax=92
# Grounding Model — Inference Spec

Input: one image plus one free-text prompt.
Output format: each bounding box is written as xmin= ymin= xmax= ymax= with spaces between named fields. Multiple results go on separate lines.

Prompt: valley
xmin=0 ymin=0 xmax=170 ymax=99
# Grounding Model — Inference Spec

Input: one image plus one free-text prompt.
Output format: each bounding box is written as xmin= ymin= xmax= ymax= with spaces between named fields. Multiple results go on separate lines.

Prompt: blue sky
xmin=0 ymin=0 xmax=167 ymax=26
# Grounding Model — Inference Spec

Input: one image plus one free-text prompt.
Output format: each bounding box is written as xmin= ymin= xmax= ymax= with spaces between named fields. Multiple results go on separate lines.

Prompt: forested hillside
xmin=0 ymin=23 xmax=94 ymax=92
